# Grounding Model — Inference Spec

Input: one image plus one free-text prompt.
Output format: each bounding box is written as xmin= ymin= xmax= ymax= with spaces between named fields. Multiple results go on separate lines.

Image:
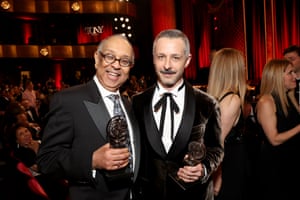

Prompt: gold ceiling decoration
xmin=0 ymin=1 xmax=136 ymax=16
xmin=40 ymin=48 xmax=49 ymax=56
xmin=1 ymin=1 xmax=10 ymax=10
xmin=71 ymin=1 xmax=80 ymax=12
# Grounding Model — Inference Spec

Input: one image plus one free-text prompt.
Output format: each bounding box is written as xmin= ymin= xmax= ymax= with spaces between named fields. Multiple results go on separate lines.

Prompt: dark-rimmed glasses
xmin=98 ymin=51 xmax=133 ymax=67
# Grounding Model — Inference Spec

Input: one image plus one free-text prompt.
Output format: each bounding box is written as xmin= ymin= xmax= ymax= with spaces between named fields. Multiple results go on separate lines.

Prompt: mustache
xmin=160 ymin=69 xmax=176 ymax=75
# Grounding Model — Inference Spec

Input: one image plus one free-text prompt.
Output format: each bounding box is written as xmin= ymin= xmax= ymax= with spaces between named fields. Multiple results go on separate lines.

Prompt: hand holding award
xmin=107 ymin=115 xmax=129 ymax=148
xmin=105 ymin=115 xmax=132 ymax=182
xmin=184 ymin=140 xmax=206 ymax=166
xmin=170 ymin=140 xmax=206 ymax=190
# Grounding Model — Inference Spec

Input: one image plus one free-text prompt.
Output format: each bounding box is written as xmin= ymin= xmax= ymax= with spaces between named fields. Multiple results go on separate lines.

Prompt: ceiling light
xmin=40 ymin=48 xmax=49 ymax=56
xmin=71 ymin=2 xmax=80 ymax=12
xmin=1 ymin=1 xmax=10 ymax=10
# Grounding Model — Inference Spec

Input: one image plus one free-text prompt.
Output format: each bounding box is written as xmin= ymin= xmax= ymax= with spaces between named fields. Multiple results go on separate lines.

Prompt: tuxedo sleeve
xmin=201 ymin=96 xmax=224 ymax=182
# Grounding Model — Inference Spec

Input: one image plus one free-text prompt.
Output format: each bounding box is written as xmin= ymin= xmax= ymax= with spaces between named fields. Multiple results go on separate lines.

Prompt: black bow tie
xmin=154 ymin=82 xmax=185 ymax=142
xmin=154 ymin=93 xmax=179 ymax=113
xmin=154 ymin=93 xmax=179 ymax=141
xmin=154 ymin=81 xmax=184 ymax=113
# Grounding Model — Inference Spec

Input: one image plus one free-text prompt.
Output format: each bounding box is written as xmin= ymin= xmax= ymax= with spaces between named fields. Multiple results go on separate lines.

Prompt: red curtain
xmin=54 ymin=63 xmax=62 ymax=90
xmin=149 ymin=0 xmax=300 ymax=82
xmin=180 ymin=0 xmax=197 ymax=79
xmin=198 ymin=1 xmax=211 ymax=69
xmin=249 ymin=0 xmax=265 ymax=81
xmin=250 ymin=0 xmax=300 ymax=81
xmin=151 ymin=0 xmax=176 ymax=38
xmin=272 ymin=0 xmax=300 ymax=57
xmin=22 ymin=23 xmax=32 ymax=44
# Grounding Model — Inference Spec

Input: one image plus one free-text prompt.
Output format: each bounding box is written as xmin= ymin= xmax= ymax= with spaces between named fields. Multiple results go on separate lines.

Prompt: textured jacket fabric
xmin=132 ymin=81 xmax=223 ymax=200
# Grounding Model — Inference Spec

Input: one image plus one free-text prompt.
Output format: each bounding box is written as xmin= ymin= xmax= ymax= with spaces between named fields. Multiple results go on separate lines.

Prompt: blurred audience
xmin=8 ymin=123 xmax=69 ymax=200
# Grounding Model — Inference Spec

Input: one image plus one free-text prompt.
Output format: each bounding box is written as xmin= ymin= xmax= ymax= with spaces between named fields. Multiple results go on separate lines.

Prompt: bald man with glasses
xmin=37 ymin=34 xmax=141 ymax=200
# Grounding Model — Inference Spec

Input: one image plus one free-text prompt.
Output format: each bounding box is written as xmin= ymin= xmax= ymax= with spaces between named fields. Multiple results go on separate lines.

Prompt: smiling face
xmin=153 ymin=37 xmax=191 ymax=90
xmin=283 ymin=64 xmax=297 ymax=90
xmin=15 ymin=126 xmax=32 ymax=147
xmin=94 ymin=35 xmax=134 ymax=92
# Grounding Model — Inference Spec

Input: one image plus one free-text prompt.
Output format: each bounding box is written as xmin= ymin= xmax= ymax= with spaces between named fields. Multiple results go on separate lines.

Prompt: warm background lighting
xmin=0 ymin=0 xmax=10 ymax=10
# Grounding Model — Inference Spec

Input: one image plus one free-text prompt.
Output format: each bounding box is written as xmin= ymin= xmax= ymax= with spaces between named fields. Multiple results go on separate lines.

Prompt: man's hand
xmin=92 ymin=143 xmax=130 ymax=170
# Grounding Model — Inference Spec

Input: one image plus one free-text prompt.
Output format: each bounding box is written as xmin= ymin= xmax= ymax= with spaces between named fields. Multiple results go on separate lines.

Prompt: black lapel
xmin=83 ymin=81 xmax=111 ymax=140
xmin=168 ymin=82 xmax=195 ymax=157
xmin=143 ymin=86 xmax=168 ymax=157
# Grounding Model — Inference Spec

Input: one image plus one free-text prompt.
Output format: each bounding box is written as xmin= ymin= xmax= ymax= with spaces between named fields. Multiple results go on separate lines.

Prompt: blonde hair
xmin=259 ymin=59 xmax=294 ymax=116
xmin=207 ymin=48 xmax=247 ymax=109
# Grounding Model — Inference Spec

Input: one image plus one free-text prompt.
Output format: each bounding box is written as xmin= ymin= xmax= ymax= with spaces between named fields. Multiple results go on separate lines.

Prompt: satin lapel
xmin=144 ymin=87 xmax=167 ymax=157
xmin=169 ymin=83 xmax=195 ymax=156
xmin=84 ymin=97 xmax=110 ymax=140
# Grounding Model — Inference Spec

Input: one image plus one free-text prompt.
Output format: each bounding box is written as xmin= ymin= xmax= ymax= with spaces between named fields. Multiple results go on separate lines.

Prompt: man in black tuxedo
xmin=132 ymin=29 xmax=224 ymax=200
xmin=36 ymin=34 xmax=140 ymax=200
xmin=0 ymin=88 xmax=11 ymax=117
xmin=20 ymin=99 xmax=41 ymax=124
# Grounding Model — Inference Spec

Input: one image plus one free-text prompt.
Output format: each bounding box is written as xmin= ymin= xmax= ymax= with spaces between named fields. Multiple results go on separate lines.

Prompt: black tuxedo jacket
xmin=25 ymin=106 xmax=40 ymax=124
xmin=132 ymin=81 xmax=223 ymax=200
xmin=36 ymin=80 xmax=141 ymax=200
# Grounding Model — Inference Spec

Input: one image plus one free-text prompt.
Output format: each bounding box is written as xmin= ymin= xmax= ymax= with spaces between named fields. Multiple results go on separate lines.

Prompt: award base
xmin=168 ymin=172 xmax=198 ymax=191
xmin=104 ymin=167 xmax=133 ymax=182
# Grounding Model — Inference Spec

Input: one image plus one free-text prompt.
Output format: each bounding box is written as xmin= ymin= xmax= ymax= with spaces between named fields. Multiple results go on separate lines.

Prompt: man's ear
xmin=184 ymin=54 xmax=192 ymax=69
xmin=94 ymin=51 xmax=100 ymax=65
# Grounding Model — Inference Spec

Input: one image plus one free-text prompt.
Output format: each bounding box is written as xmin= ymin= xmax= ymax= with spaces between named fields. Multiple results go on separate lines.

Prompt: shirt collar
xmin=93 ymin=76 xmax=120 ymax=98
xmin=156 ymin=79 xmax=185 ymax=97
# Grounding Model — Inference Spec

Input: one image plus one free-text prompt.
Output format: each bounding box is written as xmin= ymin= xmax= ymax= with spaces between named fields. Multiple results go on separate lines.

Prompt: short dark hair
xmin=283 ymin=45 xmax=300 ymax=56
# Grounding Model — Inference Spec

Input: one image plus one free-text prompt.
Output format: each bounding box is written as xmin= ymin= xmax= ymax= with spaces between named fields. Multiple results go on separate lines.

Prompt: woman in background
xmin=207 ymin=48 xmax=248 ymax=200
xmin=256 ymin=59 xmax=300 ymax=200
xmin=9 ymin=123 xmax=68 ymax=200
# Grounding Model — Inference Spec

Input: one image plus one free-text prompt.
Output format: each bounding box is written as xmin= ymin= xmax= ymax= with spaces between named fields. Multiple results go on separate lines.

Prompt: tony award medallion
xmin=170 ymin=140 xmax=206 ymax=190
xmin=105 ymin=115 xmax=133 ymax=182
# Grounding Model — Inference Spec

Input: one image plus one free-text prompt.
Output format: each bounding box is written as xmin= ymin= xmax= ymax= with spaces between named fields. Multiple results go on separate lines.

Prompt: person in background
xmin=10 ymin=124 xmax=40 ymax=170
xmin=22 ymin=79 xmax=39 ymax=116
xmin=1 ymin=102 xmax=41 ymax=146
xmin=255 ymin=59 xmax=300 ymax=200
xmin=8 ymin=123 xmax=68 ymax=200
xmin=0 ymin=86 xmax=14 ymax=117
xmin=132 ymin=29 xmax=223 ymax=200
xmin=20 ymin=99 xmax=41 ymax=125
xmin=283 ymin=45 xmax=300 ymax=104
xmin=36 ymin=34 xmax=141 ymax=200
xmin=206 ymin=48 xmax=249 ymax=200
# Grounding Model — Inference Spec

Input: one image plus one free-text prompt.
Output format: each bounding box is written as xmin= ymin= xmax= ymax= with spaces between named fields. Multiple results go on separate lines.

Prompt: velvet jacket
xmin=132 ymin=81 xmax=224 ymax=200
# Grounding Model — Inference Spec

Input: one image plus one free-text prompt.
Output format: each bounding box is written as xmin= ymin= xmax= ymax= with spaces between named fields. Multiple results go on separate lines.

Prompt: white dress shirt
xmin=93 ymin=76 xmax=136 ymax=170
xmin=152 ymin=80 xmax=185 ymax=152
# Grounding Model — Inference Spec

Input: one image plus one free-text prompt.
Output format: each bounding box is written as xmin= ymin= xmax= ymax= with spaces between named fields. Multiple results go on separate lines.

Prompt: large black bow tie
xmin=154 ymin=93 xmax=179 ymax=140
xmin=154 ymin=93 xmax=179 ymax=113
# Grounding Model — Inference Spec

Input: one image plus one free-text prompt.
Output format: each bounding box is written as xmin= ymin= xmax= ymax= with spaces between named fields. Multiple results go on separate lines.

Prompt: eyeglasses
xmin=98 ymin=51 xmax=133 ymax=67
